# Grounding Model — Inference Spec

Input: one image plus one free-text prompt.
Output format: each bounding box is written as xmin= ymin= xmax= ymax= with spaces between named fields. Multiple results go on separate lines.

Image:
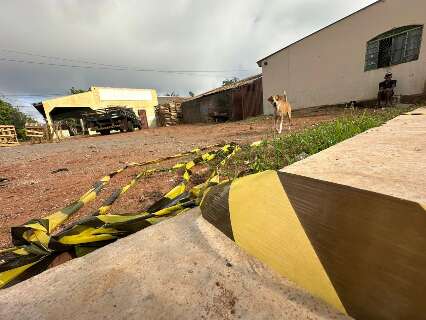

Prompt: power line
xmin=0 ymin=48 xmax=250 ymax=74
xmin=0 ymin=48 xmax=132 ymax=69
xmin=0 ymin=93 xmax=64 ymax=97
xmin=1 ymin=48 xmax=250 ymax=73
xmin=0 ymin=90 xmax=62 ymax=103
xmin=0 ymin=57 xmax=125 ymax=70
xmin=0 ymin=57 xmax=249 ymax=79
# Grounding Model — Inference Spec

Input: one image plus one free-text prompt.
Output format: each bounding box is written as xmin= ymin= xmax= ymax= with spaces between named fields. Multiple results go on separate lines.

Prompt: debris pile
xmin=155 ymin=102 xmax=183 ymax=127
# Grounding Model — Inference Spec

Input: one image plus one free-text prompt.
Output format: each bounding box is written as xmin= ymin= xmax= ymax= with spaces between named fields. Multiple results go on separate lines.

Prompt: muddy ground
xmin=0 ymin=107 xmax=357 ymax=248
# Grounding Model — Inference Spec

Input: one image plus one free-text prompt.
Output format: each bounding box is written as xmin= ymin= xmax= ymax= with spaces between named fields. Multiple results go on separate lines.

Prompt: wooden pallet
xmin=0 ymin=125 xmax=19 ymax=147
xmin=26 ymin=125 xmax=47 ymax=144
xmin=25 ymin=125 xmax=45 ymax=138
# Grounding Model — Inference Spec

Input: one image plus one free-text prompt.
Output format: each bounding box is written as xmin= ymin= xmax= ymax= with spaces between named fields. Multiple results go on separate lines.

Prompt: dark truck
xmin=83 ymin=107 xmax=142 ymax=135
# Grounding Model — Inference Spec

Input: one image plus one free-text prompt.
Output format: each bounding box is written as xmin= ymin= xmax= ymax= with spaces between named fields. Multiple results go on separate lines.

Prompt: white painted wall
xmin=260 ymin=0 xmax=426 ymax=114
xmin=98 ymin=88 xmax=153 ymax=101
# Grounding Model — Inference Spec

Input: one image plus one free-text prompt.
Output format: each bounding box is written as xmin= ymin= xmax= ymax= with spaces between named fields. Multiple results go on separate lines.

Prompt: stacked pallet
xmin=25 ymin=123 xmax=46 ymax=143
xmin=0 ymin=125 xmax=19 ymax=147
xmin=155 ymin=102 xmax=183 ymax=127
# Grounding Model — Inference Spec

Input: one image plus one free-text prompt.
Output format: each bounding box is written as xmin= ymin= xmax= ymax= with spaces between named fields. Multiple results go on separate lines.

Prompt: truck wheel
xmin=127 ymin=121 xmax=135 ymax=132
xmin=120 ymin=120 xmax=128 ymax=132
xmin=100 ymin=130 xmax=110 ymax=135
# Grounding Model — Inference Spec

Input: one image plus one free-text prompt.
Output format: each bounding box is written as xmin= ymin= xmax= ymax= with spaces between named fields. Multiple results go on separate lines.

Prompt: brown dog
xmin=268 ymin=91 xmax=292 ymax=134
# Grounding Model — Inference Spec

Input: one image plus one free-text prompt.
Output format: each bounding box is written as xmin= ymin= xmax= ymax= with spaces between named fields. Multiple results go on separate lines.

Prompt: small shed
xmin=182 ymin=74 xmax=263 ymax=123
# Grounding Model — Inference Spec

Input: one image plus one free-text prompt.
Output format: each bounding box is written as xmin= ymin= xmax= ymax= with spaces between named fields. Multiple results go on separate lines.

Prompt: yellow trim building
xmin=34 ymin=86 xmax=159 ymax=128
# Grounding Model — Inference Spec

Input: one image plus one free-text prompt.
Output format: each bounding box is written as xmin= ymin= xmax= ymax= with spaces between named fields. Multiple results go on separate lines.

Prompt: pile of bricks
xmin=155 ymin=102 xmax=183 ymax=127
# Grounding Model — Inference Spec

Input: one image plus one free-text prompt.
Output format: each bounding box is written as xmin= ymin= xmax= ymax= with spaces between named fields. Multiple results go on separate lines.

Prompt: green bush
xmin=0 ymin=99 xmax=34 ymax=140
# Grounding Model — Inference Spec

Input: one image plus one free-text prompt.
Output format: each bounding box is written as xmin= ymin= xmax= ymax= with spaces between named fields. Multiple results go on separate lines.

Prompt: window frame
xmin=365 ymin=25 xmax=423 ymax=71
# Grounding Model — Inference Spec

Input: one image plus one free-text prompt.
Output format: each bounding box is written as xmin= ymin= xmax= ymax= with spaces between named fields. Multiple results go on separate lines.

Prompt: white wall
xmin=260 ymin=0 xmax=426 ymax=114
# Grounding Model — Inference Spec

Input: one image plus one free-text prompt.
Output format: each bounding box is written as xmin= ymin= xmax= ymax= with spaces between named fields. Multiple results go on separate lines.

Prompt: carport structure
xmin=34 ymin=86 xmax=159 ymax=128
xmin=182 ymin=74 xmax=263 ymax=123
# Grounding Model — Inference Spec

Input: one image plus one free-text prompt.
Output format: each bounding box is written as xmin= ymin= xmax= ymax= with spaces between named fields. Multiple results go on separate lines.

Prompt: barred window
xmin=365 ymin=25 xmax=423 ymax=71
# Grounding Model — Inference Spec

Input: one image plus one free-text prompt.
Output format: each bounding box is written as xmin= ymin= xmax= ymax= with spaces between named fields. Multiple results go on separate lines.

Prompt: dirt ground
xmin=0 ymin=107 xmax=353 ymax=248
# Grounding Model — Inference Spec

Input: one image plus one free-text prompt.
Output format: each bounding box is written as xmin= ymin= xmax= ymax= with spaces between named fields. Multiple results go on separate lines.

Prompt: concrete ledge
xmin=283 ymin=107 xmax=426 ymax=203
xmin=200 ymin=108 xmax=426 ymax=319
xmin=0 ymin=209 xmax=347 ymax=320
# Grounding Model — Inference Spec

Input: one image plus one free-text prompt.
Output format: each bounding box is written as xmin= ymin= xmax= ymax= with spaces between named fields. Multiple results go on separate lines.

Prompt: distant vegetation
xmin=69 ymin=87 xmax=87 ymax=95
xmin=165 ymin=91 xmax=179 ymax=97
xmin=0 ymin=99 xmax=34 ymax=139
xmin=222 ymin=77 xmax=239 ymax=86
xmin=217 ymin=106 xmax=413 ymax=178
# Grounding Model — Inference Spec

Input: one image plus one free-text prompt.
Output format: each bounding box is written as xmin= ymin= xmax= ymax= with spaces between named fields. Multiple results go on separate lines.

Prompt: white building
xmin=257 ymin=0 xmax=426 ymax=114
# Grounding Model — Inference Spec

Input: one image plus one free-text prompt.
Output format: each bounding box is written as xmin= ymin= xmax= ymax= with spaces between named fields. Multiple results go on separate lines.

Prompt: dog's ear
xmin=267 ymin=96 xmax=274 ymax=103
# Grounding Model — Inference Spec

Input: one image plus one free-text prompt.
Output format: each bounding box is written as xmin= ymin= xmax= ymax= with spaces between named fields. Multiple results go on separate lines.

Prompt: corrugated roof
xmin=256 ymin=0 xmax=382 ymax=66
xmin=157 ymin=96 xmax=189 ymax=105
xmin=186 ymin=74 xmax=262 ymax=101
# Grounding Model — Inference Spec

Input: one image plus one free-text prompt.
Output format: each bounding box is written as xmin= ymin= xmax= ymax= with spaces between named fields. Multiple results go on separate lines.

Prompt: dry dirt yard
xmin=0 ymin=108 xmax=349 ymax=248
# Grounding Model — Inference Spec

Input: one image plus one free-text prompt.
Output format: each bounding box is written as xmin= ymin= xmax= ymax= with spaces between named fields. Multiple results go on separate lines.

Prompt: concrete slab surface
xmin=283 ymin=107 xmax=426 ymax=203
xmin=0 ymin=209 xmax=349 ymax=320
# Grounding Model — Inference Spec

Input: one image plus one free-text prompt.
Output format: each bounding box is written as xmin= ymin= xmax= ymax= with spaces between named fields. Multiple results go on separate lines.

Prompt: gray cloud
xmin=0 ymin=0 xmax=376 ymax=119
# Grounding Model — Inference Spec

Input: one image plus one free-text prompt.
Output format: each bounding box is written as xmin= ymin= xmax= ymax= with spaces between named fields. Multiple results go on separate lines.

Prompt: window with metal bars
xmin=365 ymin=25 xmax=423 ymax=71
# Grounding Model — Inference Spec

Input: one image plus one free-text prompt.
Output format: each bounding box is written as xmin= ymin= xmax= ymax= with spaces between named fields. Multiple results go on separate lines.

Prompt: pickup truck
xmin=83 ymin=107 xmax=142 ymax=135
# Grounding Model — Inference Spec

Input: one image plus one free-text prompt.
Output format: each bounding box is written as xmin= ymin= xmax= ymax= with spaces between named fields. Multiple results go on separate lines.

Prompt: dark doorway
xmin=138 ymin=109 xmax=149 ymax=129
xmin=232 ymin=92 xmax=243 ymax=121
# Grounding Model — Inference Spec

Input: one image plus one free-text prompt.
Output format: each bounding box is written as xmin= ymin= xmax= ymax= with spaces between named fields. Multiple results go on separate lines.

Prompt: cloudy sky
xmin=0 ymin=0 xmax=376 ymax=120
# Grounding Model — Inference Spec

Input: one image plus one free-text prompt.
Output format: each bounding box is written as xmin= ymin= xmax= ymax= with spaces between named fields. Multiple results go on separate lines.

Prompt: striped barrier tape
xmin=10 ymin=143 xmax=227 ymax=247
xmin=8 ymin=143 xmax=223 ymax=250
xmin=0 ymin=142 xmax=244 ymax=289
xmin=200 ymin=170 xmax=426 ymax=319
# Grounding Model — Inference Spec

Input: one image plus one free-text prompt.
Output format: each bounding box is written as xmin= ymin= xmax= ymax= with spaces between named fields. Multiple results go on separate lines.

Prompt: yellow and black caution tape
xmin=200 ymin=170 xmax=426 ymax=319
xmin=0 ymin=142 xmax=246 ymax=289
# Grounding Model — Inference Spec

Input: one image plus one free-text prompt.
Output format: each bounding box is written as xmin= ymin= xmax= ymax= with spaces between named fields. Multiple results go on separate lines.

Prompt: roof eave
xmin=185 ymin=74 xmax=262 ymax=101
xmin=256 ymin=0 xmax=381 ymax=65
xmin=32 ymin=102 xmax=47 ymax=118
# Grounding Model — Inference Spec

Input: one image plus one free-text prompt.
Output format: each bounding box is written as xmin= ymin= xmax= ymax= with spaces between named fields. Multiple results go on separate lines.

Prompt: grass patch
xmin=219 ymin=106 xmax=414 ymax=179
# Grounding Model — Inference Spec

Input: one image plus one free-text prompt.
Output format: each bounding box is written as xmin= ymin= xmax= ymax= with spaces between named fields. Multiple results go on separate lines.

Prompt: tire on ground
xmin=127 ymin=121 xmax=135 ymax=132
xmin=120 ymin=119 xmax=129 ymax=133
xmin=99 ymin=130 xmax=110 ymax=135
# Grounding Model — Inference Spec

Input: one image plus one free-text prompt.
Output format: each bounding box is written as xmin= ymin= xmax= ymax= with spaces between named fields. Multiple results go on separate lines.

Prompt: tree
xmin=0 ymin=99 xmax=34 ymax=139
xmin=222 ymin=77 xmax=239 ymax=86
xmin=69 ymin=87 xmax=86 ymax=95
xmin=165 ymin=91 xmax=178 ymax=97
xmin=188 ymin=91 xmax=195 ymax=97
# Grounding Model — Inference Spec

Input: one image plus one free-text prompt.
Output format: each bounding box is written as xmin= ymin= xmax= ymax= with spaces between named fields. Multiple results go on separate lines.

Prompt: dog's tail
xmin=283 ymin=90 xmax=288 ymax=102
